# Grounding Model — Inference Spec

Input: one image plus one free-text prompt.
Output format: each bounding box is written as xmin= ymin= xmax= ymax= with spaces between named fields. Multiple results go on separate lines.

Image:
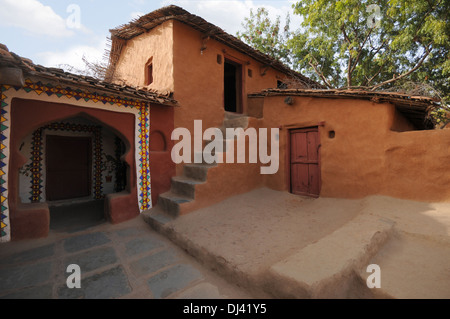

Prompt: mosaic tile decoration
xmin=29 ymin=123 xmax=103 ymax=203
xmin=138 ymin=105 xmax=151 ymax=211
xmin=19 ymin=79 xmax=147 ymax=109
xmin=0 ymin=79 xmax=152 ymax=241
xmin=0 ymin=85 xmax=9 ymax=241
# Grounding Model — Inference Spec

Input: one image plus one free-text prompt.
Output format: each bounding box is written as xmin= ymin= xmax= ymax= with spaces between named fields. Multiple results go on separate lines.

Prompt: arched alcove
xmin=9 ymin=98 xmax=140 ymax=239
xmin=149 ymin=130 xmax=167 ymax=152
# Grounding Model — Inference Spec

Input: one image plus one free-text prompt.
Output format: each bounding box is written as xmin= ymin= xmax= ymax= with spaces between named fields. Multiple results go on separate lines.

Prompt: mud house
xmin=0 ymin=5 xmax=447 ymax=242
xmin=0 ymin=43 xmax=177 ymax=241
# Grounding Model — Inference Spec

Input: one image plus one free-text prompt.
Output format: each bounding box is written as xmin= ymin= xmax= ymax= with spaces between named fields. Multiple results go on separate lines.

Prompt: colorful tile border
xmin=19 ymin=79 xmax=147 ymax=109
xmin=29 ymin=123 xmax=103 ymax=202
xmin=1 ymin=85 xmax=9 ymax=241
xmin=0 ymin=79 xmax=152 ymax=241
xmin=138 ymin=105 xmax=151 ymax=211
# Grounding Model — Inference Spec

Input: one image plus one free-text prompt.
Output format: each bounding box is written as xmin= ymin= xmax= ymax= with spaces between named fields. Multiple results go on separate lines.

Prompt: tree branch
xmin=308 ymin=58 xmax=333 ymax=88
xmin=341 ymin=25 xmax=353 ymax=87
xmin=370 ymin=45 xmax=432 ymax=90
xmin=349 ymin=27 xmax=374 ymax=75
xmin=366 ymin=61 xmax=387 ymax=86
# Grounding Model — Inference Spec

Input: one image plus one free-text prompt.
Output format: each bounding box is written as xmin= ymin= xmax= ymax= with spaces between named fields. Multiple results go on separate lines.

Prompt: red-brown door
xmin=46 ymin=135 xmax=92 ymax=201
xmin=290 ymin=127 xmax=321 ymax=197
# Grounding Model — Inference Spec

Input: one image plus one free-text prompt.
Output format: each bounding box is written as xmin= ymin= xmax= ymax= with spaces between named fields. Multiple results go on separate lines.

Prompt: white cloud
xmin=0 ymin=0 xmax=76 ymax=37
xmin=160 ymin=0 xmax=300 ymax=35
xmin=36 ymin=39 xmax=108 ymax=72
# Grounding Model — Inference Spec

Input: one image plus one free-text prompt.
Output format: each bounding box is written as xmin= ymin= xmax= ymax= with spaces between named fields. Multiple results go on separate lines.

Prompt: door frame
xmin=287 ymin=126 xmax=322 ymax=197
xmin=45 ymin=134 xmax=93 ymax=201
xmin=223 ymin=55 xmax=244 ymax=114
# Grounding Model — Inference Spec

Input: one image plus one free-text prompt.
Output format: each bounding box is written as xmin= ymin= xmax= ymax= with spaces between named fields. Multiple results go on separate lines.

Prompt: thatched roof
xmin=107 ymin=5 xmax=323 ymax=89
xmin=0 ymin=43 xmax=177 ymax=106
xmin=249 ymin=88 xmax=439 ymax=129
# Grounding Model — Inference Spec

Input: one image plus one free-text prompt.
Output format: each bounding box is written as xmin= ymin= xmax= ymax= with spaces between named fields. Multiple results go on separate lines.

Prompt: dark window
xmin=145 ymin=58 xmax=153 ymax=85
xmin=277 ymin=80 xmax=287 ymax=89
xmin=224 ymin=59 xmax=242 ymax=113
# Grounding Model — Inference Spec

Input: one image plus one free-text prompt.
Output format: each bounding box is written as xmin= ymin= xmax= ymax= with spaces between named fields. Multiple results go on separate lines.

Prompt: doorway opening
xmin=224 ymin=59 xmax=243 ymax=113
xmin=46 ymin=135 xmax=92 ymax=201
xmin=18 ymin=114 xmax=130 ymax=232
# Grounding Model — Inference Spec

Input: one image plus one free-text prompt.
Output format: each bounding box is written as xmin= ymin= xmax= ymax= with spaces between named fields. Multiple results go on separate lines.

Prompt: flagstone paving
xmin=0 ymin=216 xmax=252 ymax=299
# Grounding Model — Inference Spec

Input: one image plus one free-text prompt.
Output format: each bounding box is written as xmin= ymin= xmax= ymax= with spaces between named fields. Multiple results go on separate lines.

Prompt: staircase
xmin=143 ymin=112 xmax=250 ymax=226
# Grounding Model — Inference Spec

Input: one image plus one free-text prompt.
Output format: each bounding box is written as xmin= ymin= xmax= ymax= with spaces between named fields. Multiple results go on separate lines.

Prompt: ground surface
xmin=152 ymin=188 xmax=450 ymax=298
xmin=172 ymin=189 xmax=362 ymax=276
xmin=0 ymin=201 xmax=253 ymax=299
xmin=2 ymin=189 xmax=449 ymax=299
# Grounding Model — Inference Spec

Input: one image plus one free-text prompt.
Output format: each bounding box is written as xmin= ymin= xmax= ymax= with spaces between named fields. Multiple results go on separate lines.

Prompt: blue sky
xmin=0 ymin=0 xmax=299 ymax=72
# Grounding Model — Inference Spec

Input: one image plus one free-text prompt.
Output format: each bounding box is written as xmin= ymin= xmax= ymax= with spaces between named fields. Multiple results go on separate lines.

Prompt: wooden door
xmin=290 ymin=127 xmax=321 ymax=197
xmin=46 ymin=135 xmax=92 ymax=201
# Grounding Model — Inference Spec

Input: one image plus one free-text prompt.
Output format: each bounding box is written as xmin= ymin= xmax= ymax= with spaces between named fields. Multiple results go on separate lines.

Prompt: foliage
xmin=288 ymin=0 xmax=449 ymax=90
xmin=237 ymin=7 xmax=292 ymax=66
xmin=237 ymin=0 xmax=449 ymax=125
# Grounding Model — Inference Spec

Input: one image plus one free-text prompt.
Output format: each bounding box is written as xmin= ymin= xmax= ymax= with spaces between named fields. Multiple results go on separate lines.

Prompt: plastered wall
xmin=113 ymin=20 xmax=175 ymax=92
xmin=171 ymin=20 xmax=289 ymax=176
xmin=262 ymin=95 xmax=450 ymax=202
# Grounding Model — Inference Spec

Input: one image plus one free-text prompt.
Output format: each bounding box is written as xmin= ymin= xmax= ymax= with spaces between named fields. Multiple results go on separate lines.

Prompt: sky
xmin=0 ymin=0 xmax=299 ymax=72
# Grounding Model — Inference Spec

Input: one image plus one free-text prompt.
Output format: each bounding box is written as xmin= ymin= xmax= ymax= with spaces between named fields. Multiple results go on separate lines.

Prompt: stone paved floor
xmin=0 ymin=215 xmax=253 ymax=299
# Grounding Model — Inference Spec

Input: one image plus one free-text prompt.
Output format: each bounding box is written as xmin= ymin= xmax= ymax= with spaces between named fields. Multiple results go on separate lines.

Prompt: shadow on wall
xmin=383 ymin=128 xmax=450 ymax=202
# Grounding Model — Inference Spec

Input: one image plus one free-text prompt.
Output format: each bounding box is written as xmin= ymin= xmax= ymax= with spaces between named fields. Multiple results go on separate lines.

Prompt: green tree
xmin=237 ymin=7 xmax=292 ymax=65
xmin=237 ymin=1 xmax=449 ymax=125
xmin=288 ymin=0 xmax=449 ymax=92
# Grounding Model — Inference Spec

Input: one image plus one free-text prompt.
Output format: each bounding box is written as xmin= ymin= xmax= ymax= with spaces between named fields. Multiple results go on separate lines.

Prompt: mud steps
xmin=265 ymin=215 xmax=396 ymax=298
xmin=143 ymin=112 xmax=250 ymax=223
xmin=357 ymin=231 xmax=450 ymax=299
xmin=143 ymin=209 xmax=397 ymax=299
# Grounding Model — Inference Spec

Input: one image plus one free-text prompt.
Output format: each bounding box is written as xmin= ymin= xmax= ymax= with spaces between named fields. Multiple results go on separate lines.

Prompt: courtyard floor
xmin=1 ymin=188 xmax=449 ymax=299
xmin=0 ymin=201 xmax=252 ymax=299
xmin=145 ymin=187 xmax=450 ymax=298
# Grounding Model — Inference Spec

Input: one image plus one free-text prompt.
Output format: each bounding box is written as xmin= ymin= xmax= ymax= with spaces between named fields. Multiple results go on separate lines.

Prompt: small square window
xmin=217 ymin=54 xmax=222 ymax=64
xmin=277 ymin=80 xmax=287 ymax=89
xmin=248 ymin=69 xmax=253 ymax=77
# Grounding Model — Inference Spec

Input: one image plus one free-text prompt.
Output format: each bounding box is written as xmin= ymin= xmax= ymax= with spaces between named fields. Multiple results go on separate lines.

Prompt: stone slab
xmin=125 ymin=237 xmax=165 ymax=257
xmin=147 ymin=264 xmax=203 ymax=299
xmin=63 ymin=232 xmax=111 ymax=253
xmin=63 ymin=246 xmax=117 ymax=273
xmin=58 ymin=266 xmax=131 ymax=299
xmin=130 ymin=249 xmax=178 ymax=277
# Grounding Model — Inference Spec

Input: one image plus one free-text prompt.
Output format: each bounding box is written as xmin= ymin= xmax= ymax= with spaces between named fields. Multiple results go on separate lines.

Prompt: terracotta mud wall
xmin=113 ymin=20 xmax=175 ymax=92
xmin=178 ymin=117 xmax=266 ymax=215
xmin=9 ymin=98 xmax=139 ymax=239
xmin=262 ymin=96 xmax=393 ymax=198
xmin=384 ymin=128 xmax=450 ymax=201
xmin=114 ymin=20 xmax=297 ymax=208
xmin=149 ymin=104 xmax=175 ymax=205
xmin=171 ymin=20 xmax=289 ymax=176
xmin=262 ymin=95 xmax=450 ymax=202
